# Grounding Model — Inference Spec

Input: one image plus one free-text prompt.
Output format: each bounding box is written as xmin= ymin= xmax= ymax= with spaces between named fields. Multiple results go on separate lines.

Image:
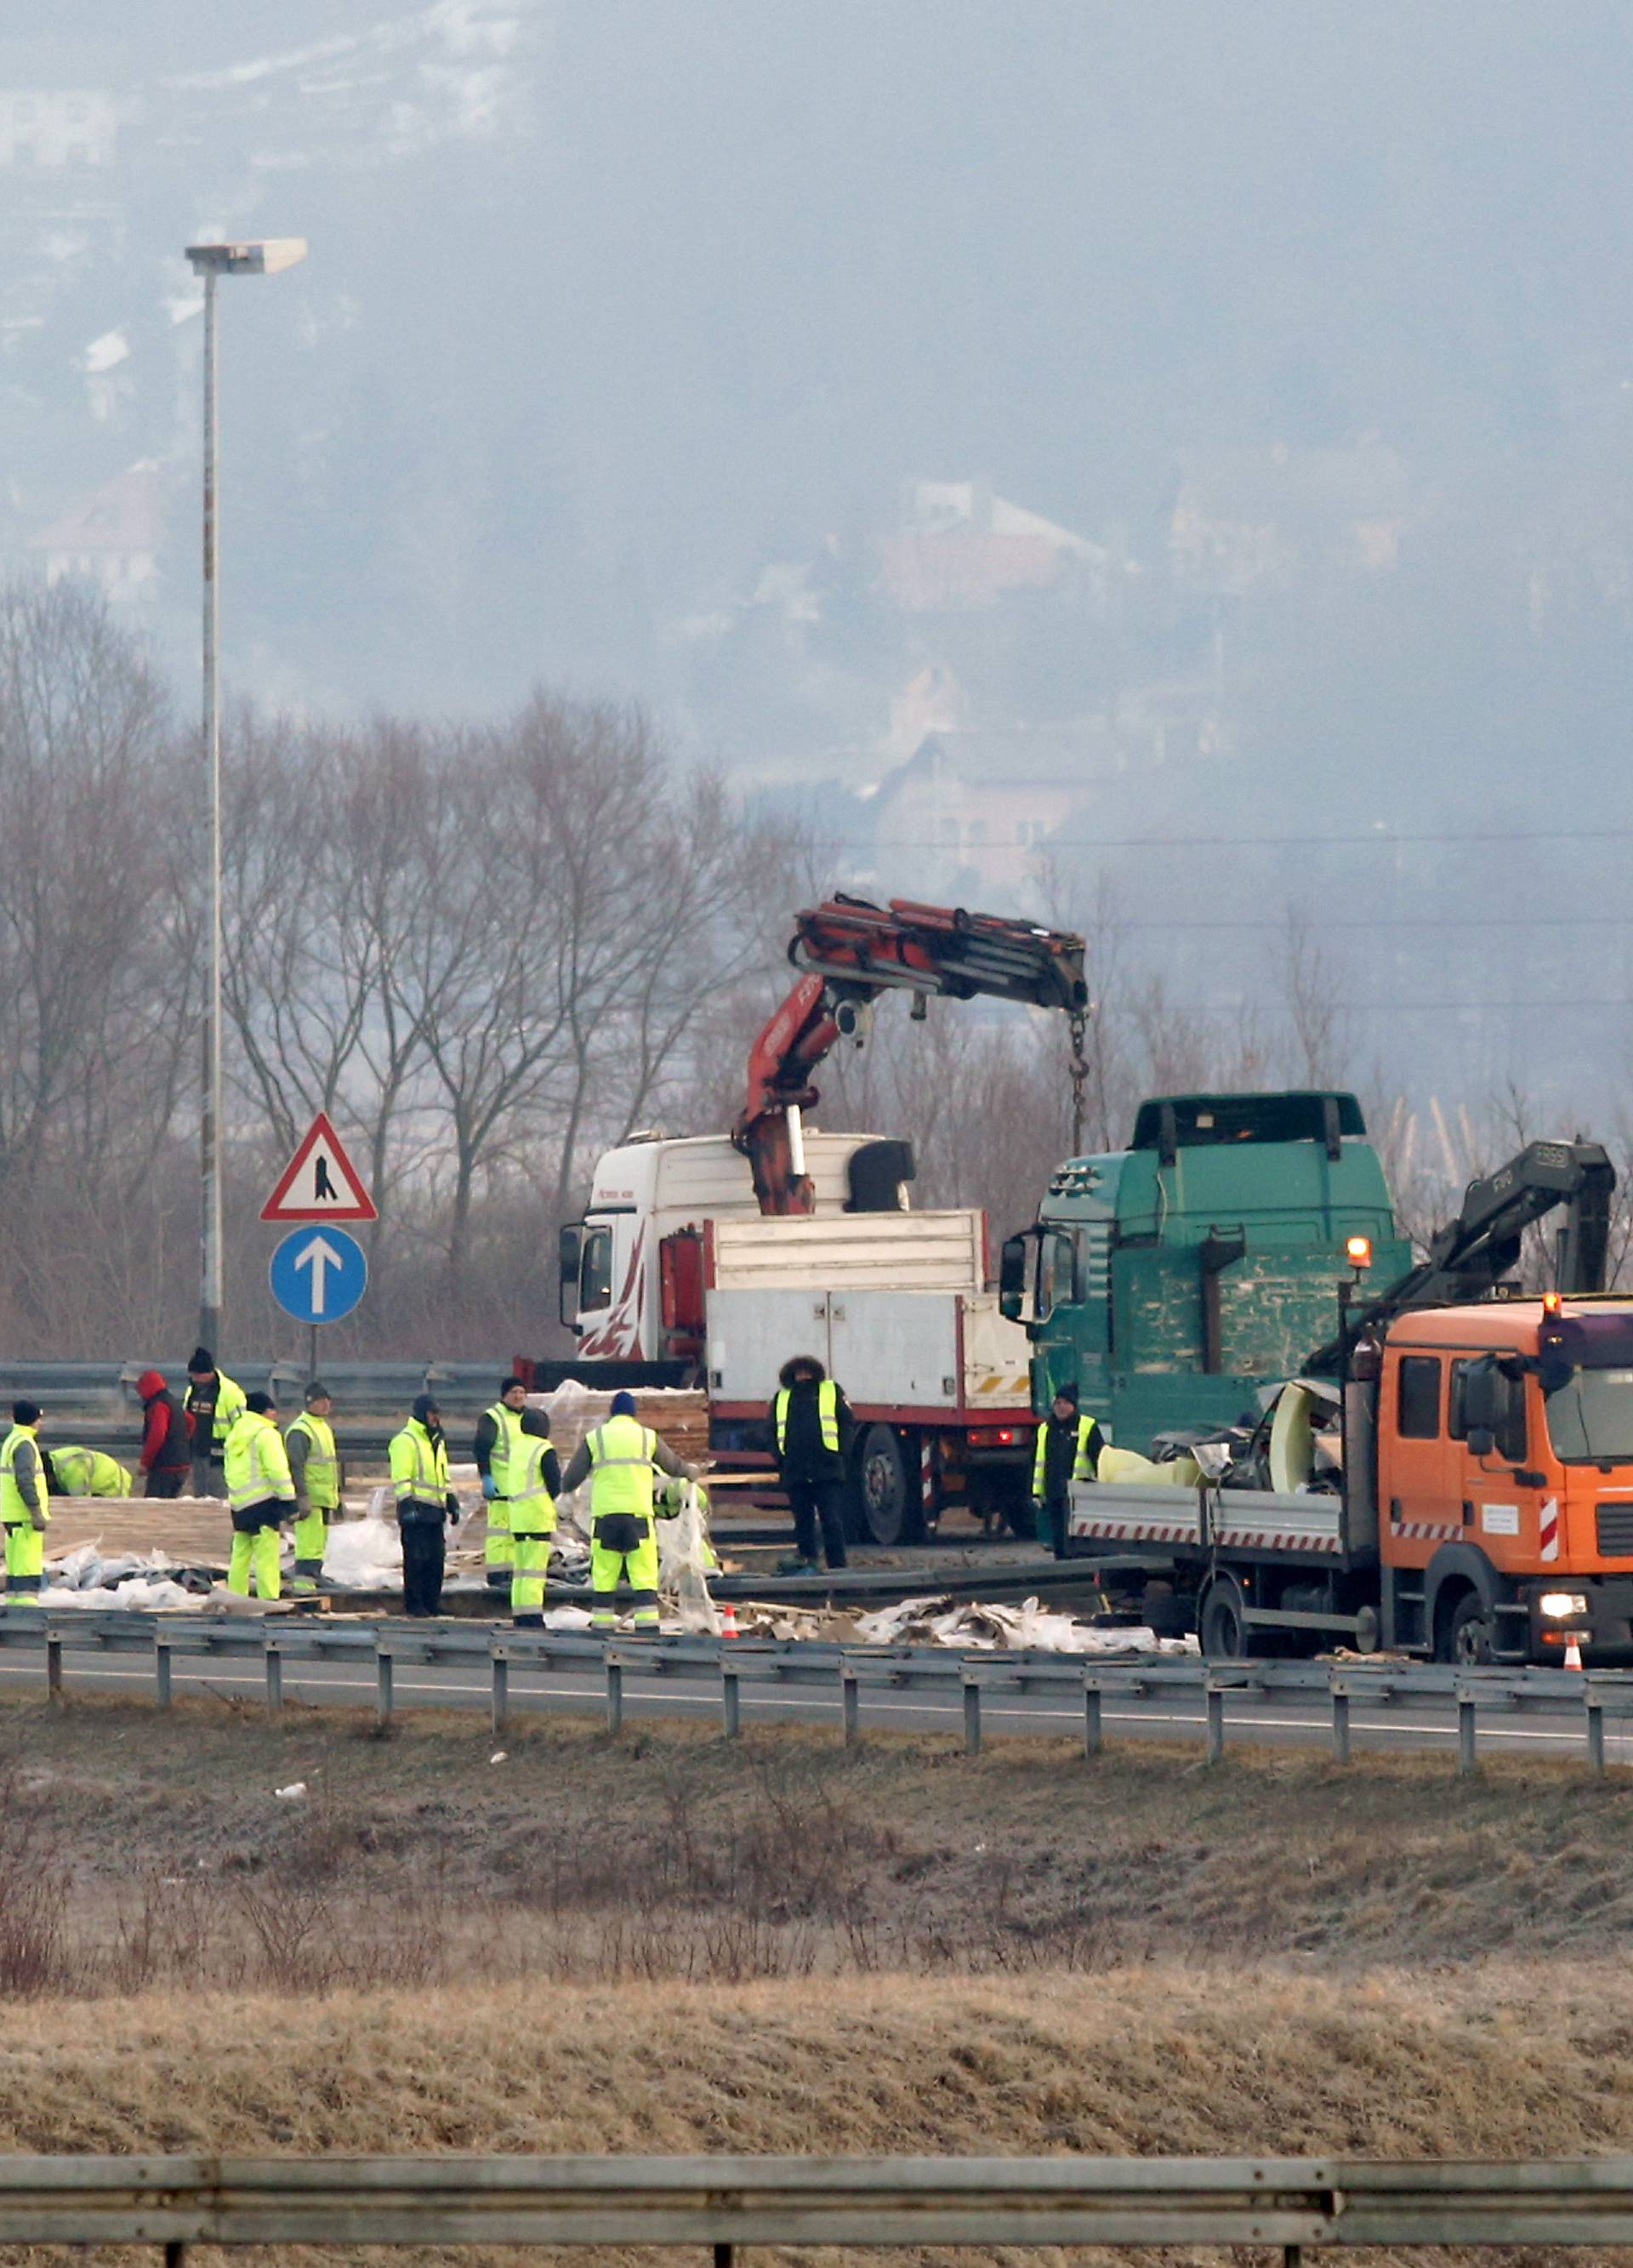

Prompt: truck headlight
xmin=1539 ymin=1592 xmax=1589 ymax=1618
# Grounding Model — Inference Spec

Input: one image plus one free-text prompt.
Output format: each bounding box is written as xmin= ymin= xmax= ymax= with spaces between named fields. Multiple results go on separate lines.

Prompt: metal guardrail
xmin=1 ymin=2154 xmax=1632 ymax=2251
xmin=2 ymin=1607 xmax=1630 ymax=1769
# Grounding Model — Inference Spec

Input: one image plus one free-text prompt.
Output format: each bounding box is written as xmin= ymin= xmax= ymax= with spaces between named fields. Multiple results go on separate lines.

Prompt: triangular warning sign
xmin=260 ymin=1112 xmax=378 ymax=1222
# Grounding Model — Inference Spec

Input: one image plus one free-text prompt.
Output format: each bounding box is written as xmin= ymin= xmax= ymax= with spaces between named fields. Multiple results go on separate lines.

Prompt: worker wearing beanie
xmin=135 ymin=1370 xmax=190 ymax=1498
xmin=389 ymin=1393 xmax=460 ymax=1616
xmin=472 ymin=1376 xmax=526 ymax=1591
xmin=185 ymin=1347 xmax=246 ymax=1499
xmin=1031 ymin=1382 xmax=1105 ymax=1559
xmin=222 ymin=1391 xmax=293 ymax=1600
xmin=285 ymin=1382 xmax=344 ymax=1593
xmin=556 ymin=1390 xmax=694 ymax=1634
xmin=46 ymin=1446 xmax=134 ymax=1498
xmin=0 ymin=1400 xmax=49 ymax=1593
xmin=508 ymin=1406 xmax=561 ymax=1626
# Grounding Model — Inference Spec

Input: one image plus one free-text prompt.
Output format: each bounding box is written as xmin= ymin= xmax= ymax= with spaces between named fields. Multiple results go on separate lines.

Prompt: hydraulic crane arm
xmin=1307 ymin=1137 xmax=1617 ymax=1374
xmin=733 ymin=893 xmax=1090 ymax=1215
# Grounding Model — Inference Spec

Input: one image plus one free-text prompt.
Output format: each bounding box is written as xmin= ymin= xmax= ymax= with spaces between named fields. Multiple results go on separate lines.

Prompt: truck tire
xmin=1437 ymin=1589 xmax=1495 ymax=1666
xmin=1198 ymin=1575 xmax=1250 ymax=1661
xmin=854 ymin=1426 xmax=925 ymax=1548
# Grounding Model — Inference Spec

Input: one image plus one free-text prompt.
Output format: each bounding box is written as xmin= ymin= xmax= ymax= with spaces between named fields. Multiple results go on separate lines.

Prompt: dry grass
xmin=0 ymin=1694 xmax=1626 ymax=2265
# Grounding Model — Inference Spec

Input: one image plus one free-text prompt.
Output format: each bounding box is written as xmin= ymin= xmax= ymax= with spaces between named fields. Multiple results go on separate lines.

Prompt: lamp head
xmin=185 ymin=237 xmax=307 ymax=277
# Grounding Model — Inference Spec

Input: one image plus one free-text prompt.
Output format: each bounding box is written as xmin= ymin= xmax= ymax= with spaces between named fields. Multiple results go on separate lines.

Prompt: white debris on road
xmin=852 ymin=1593 xmax=1198 ymax=1655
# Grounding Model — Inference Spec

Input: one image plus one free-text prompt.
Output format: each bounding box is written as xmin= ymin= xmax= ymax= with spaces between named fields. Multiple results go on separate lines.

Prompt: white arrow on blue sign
xmin=269 ymin=1224 xmax=368 ymax=1325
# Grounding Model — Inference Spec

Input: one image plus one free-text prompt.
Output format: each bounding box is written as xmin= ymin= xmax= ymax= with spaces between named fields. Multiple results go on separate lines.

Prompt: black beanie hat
xmin=12 ymin=1399 xmax=39 ymax=1427
xmin=189 ymin=1346 xmax=214 ymax=1374
xmin=413 ymin=1393 xmax=441 ymax=1427
xmin=306 ymin=1381 xmax=333 ymax=1404
xmin=1054 ymin=1381 xmax=1080 ymax=1406
xmin=246 ymin=1390 xmax=276 ymax=1416
xmin=520 ymin=1406 xmax=551 ymax=1439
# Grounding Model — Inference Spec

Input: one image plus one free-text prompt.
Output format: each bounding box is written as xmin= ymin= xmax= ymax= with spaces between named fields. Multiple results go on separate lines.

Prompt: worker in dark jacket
xmin=135 ymin=1370 xmax=190 ymax=1500
xmin=1031 ymin=1382 xmax=1106 ymax=1559
xmin=769 ymin=1354 xmax=851 ymax=1574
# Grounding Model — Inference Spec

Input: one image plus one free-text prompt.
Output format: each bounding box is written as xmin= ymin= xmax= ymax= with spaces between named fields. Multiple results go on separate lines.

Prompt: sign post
xmin=263 ymin=1114 xmax=377 ymax=1368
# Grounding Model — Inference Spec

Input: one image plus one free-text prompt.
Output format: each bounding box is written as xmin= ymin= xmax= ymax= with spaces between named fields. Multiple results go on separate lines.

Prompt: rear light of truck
xmin=968 ymin=1427 xmax=1018 ymax=1447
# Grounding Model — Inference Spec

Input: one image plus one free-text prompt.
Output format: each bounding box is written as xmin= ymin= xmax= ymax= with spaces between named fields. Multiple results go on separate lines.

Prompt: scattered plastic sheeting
xmin=1097 ymin=1445 xmax=1200 ymax=1488
xmin=852 ymin=1593 xmax=1198 ymax=1655
xmin=657 ymin=1482 xmax=720 ymax=1634
xmin=321 ymin=1515 xmax=402 ymax=1587
xmin=35 ymin=1576 xmax=206 ymax=1612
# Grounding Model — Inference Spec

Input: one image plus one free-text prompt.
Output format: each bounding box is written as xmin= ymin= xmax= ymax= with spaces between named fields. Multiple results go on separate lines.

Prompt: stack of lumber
xmin=532 ymin=1386 xmax=710 ymax=1472
xmin=39 ymin=1499 xmax=232 ymax=1567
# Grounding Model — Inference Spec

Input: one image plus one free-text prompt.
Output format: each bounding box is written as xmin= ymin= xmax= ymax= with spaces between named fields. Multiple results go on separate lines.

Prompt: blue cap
xmin=610 ymin=1389 xmax=638 ymax=1416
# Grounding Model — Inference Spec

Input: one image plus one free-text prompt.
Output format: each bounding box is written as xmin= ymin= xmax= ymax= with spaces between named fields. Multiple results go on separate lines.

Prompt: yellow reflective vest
xmin=482 ymin=1401 xmax=526 ymax=1495
xmin=390 ymin=1419 xmax=449 ymax=1509
xmin=285 ymin=1412 xmax=341 ymax=1511
xmin=586 ymin=1415 xmax=657 ymax=1523
xmin=223 ymin=1410 xmax=295 ymax=1513
xmin=0 ymin=1425 xmax=46 ymax=1527
xmin=1033 ymin=1413 xmax=1101 ymax=1495
xmin=774 ymin=1378 xmax=840 ymax=1456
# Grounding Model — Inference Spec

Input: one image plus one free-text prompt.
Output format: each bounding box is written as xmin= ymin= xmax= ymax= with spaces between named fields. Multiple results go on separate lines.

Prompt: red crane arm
xmin=732 ymin=894 xmax=1088 ymax=1214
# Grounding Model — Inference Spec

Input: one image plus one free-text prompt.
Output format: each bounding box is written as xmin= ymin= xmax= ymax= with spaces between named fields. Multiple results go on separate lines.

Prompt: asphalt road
xmin=0 ymin=1636 xmax=1616 ymax=1768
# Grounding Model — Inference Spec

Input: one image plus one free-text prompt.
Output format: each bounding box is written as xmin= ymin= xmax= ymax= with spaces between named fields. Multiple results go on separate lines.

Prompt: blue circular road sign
xmin=269 ymin=1224 xmax=368 ymax=1325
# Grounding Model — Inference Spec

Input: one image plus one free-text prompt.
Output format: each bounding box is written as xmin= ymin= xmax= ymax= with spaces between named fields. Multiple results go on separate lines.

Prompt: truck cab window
xmin=1397 ymin=1354 xmax=1442 ymax=1439
xmin=580 ymin=1226 xmax=614 ymax=1311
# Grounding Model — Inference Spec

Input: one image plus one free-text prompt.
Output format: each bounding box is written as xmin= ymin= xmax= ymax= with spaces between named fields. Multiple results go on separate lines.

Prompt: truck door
xmin=1380 ymin=1348 xmax=1459 ymax=1562
xmin=1449 ymin=1355 xmax=1543 ymax=1574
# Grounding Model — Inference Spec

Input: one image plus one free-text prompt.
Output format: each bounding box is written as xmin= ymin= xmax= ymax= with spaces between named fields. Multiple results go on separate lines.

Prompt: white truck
xmin=548 ymin=1129 xmax=1036 ymax=1543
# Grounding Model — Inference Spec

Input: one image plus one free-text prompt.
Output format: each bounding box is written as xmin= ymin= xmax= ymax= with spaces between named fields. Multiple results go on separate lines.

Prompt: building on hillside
xmin=31 ymin=461 xmax=162 ymax=605
xmin=877 ymin=477 xmax=1115 ymax=613
xmin=1169 ymin=439 xmax=1409 ymax=595
xmin=0 ymin=47 xmax=120 ymax=171
xmin=867 ymin=720 xmax=1118 ymax=899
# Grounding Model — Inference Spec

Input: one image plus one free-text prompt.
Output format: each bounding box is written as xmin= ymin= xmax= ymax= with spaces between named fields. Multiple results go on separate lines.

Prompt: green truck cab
xmin=1001 ymin=1091 xmax=1411 ymax=1454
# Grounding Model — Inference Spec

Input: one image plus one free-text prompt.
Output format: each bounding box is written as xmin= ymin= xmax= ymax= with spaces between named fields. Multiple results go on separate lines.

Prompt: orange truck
xmin=1067 ymin=1291 xmax=1633 ymax=1665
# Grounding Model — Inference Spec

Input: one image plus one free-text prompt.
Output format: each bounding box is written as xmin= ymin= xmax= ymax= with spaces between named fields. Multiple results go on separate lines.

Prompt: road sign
xmin=269 ymin=1226 xmax=368 ymax=1325
xmin=261 ymin=1111 xmax=377 ymax=1222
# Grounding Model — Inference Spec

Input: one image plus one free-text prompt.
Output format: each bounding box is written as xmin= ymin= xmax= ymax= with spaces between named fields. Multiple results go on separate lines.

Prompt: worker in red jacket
xmin=136 ymin=1370 xmax=190 ymax=1500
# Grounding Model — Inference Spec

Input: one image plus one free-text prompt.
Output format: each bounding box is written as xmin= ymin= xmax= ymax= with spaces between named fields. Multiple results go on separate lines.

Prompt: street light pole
xmin=200 ymin=262 xmax=224 ymax=1357
xmin=185 ymin=236 xmax=308 ymax=1359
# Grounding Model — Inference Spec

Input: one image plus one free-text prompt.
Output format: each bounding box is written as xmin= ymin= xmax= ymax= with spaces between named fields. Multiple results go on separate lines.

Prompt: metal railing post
xmin=721 ymin=1663 xmax=741 ymax=1739
xmin=155 ymin=1633 xmax=173 ymax=1709
xmin=841 ymin=1665 xmax=860 ymax=1747
xmin=375 ymin=1641 xmax=394 ymax=1727
xmin=962 ymin=1674 xmax=982 ymax=1756
xmin=1205 ymin=1681 xmax=1225 ymax=1764
xmin=1083 ymin=1677 xmax=1102 ymax=1758
xmin=45 ymin=1632 xmax=62 ymax=1701
xmin=264 ymin=1639 xmax=283 ymax=1711
xmin=1586 ymin=1694 xmax=1606 ymax=1777
xmin=1457 ymin=1688 xmax=1477 ymax=1776
xmin=491 ymin=1644 xmax=509 ymax=1737
xmin=606 ymin=1654 xmax=623 ymax=1736
xmin=1331 ymin=1685 xmax=1351 ymax=1764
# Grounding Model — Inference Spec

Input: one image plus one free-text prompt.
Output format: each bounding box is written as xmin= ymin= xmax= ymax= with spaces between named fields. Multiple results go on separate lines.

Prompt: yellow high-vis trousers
xmin=227 ymin=1526 xmax=282 ymax=1600
xmin=3 ymin=1520 xmax=43 ymax=1588
xmin=509 ymin=1526 xmax=553 ymax=1617
xmin=485 ymin=1497 xmax=514 ymax=1572
xmin=589 ymin=1517 xmax=658 ymax=1632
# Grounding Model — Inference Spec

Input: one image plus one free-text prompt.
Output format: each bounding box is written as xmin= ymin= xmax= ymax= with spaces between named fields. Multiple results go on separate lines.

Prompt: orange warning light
xmin=1345 ymin=1234 xmax=1372 ymax=1270
xmin=1543 ymin=1290 xmax=1562 ymax=1315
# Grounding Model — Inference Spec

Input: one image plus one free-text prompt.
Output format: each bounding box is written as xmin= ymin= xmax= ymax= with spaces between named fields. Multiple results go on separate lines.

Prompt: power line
xmin=822 ymin=826 xmax=1633 ymax=851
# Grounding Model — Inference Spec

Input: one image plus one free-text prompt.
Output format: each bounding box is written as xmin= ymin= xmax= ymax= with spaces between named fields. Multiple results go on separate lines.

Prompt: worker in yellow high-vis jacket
xmin=0 ymin=1400 xmax=50 ymax=1594
xmin=473 ymin=1378 xmax=527 ymax=1591
xmin=285 ymin=1381 xmax=344 ymax=1593
xmin=1031 ymin=1382 xmax=1106 ymax=1560
xmin=45 ymin=1445 xmax=134 ymax=1497
xmin=556 ymin=1391 xmax=693 ymax=1633
xmin=509 ymin=1406 xmax=561 ymax=1626
xmin=222 ymin=1392 xmax=294 ymax=1600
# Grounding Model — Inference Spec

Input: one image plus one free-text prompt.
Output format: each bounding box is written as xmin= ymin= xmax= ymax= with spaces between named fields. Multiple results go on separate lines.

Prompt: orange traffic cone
xmin=1565 ymin=1632 xmax=1585 ymax=1673
xmin=720 ymin=1600 xmax=739 ymax=1640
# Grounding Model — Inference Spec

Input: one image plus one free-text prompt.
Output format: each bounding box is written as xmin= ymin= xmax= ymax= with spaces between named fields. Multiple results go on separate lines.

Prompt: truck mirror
xmin=558 ymin=1223 xmax=583 ymax=1329
xmin=1466 ymin=1425 xmax=1496 ymax=1458
xmin=1461 ymin=1355 xmax=1501 ymax=1435
xmin=999 ymin=1234 xmax=1028 ymax=1321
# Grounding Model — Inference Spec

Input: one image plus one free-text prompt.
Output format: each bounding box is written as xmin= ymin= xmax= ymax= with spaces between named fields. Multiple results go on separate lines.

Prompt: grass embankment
xmin=0 ymin=1696 xmax=1628 ymax=2259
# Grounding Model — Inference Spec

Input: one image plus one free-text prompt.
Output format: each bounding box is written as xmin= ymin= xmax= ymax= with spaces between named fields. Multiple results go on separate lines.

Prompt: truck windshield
xmin=1546 ymin=1369 xmax=1633 ymax=1462
xmin=1543 ymin=1315 xmax=1633 ymax=1462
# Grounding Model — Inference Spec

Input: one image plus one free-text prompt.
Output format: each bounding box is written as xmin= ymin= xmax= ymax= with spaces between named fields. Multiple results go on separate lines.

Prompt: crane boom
xmin=732 ymin=893 xmax=1089 ymax=1215
xmin=1306 ymin=1136 xmax=1617 ymax=1374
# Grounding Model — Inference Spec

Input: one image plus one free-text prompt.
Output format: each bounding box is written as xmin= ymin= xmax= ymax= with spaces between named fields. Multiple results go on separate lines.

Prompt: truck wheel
xmin=854 ymin=1426 xmax=925 ymax=1547
xmin=1438 ymin=1590 xmax=1494 ymax=1666
xmin=1198 ymin=1576 xmax=1250 ymax=1661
